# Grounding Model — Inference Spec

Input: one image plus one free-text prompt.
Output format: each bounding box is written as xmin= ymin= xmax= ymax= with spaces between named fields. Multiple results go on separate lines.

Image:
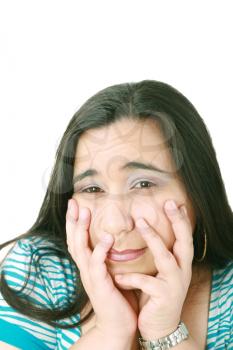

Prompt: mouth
xmin=107 ymin=248 xmax=147 ymax=262
xmin=109 ymin=248 xmax=146 ymax=254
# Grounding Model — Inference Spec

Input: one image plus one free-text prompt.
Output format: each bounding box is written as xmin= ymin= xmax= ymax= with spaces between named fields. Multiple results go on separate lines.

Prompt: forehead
xmin=76 ymin=118 xmax=165 ymax=154
xmin=73 ymin=118 xmax=176 ymax=174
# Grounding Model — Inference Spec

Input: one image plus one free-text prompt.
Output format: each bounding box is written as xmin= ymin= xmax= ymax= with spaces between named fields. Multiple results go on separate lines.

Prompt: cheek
xmin=130 ymin=194 xmax=163 ymax=224
xmin=72 ymin=194 xmax=177 ymax=251
xmin=131 ymin=198 xmax=175 ymax=248
xmin=130 ymin=196 xmax=167 ymax=228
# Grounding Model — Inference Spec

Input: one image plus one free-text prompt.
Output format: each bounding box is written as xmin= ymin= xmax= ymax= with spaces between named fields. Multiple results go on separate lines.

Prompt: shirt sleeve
xmin=0 ymin=236 xmax=82 ymax=350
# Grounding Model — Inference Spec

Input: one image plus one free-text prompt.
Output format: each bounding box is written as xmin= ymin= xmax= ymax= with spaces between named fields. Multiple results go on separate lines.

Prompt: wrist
xmin=139 ymin=324 xmax=178 ymax=340
xmin=95 ymin=326 xmax=136 ymax=339
xmin=95 ymin=325 xmax=136 ymax=344
xmin=96 ymin=320 xmax=137 ymax=339
xmin=138 ymin=322 xmax=189 ymax=349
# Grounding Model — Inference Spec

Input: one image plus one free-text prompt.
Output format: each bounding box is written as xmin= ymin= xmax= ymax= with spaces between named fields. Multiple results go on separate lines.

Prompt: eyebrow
xmin=72 ymin=161 xmax=174 ymax=185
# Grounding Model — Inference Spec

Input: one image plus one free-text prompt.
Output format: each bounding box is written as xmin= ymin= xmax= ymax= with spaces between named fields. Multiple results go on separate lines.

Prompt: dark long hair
xmin=1 ymin=80 xmax=233 ymax=330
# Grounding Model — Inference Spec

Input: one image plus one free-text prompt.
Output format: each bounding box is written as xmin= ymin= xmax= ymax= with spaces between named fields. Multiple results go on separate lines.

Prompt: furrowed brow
xmin=72 ymin=161 xmax=173 ymax=185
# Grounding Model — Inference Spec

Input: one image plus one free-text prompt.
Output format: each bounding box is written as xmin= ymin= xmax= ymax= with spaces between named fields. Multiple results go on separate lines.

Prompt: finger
xmin=164 ymin=200 xmax=194 ymax=271
xmin=90 ymin=234 xmax=114 ymax=280
xmin=66 ymin=199 xmax=79 ymax=258
xmin=135 ymin=218 xmax=178 ymax=275
xmin=114 ymin=273 xmax=166 ymax=298
xmin=66 ymin=198 xmax=79 ymax=223
xmin=66 ymin=199 xmax=92 ymax=270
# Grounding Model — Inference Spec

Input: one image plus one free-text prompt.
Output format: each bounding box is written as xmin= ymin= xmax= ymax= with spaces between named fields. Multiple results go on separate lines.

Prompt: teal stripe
xmin=4 ymin=271 xmax=75 ymax=300
xmin=3 ymin=266 xmax=76 ymax=289
xmin=0 ymin=318 xmax=52 ymax=350
xmin=4 ymin=281 xmax=51 ymax=305
xmin=0 ymin=311 xmax=56 ymax=337
xmin=4 ymin=260 xmax=75 ymax=276
xmin=10 ymin=253 xmax=73 ymax=268
xmin=3 ymin=237 xmax=232 ymax=349
xmin=59 ymin=332 xmax=76 ymax=347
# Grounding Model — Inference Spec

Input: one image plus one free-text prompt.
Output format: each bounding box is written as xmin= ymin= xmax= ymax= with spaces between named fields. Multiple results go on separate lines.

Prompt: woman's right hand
xmin=65 ymin=198 xmax=138 ymax=338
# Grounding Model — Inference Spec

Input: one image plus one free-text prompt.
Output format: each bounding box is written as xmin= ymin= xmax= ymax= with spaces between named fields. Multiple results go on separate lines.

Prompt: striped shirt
xmin=0 ymin=236 xmax=232 ymax=349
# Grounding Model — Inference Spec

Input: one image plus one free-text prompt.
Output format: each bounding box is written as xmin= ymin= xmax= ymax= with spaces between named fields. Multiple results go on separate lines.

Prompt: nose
xmin=99 ymin=200 xmax=134 ymax=237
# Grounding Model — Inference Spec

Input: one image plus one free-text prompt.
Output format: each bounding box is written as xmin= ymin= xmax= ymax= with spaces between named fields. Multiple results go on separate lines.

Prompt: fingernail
xmin=136 ymin=218 xmax=148 ymax=228
xmin=181 ymin=206 xmax=187 ymax=216
xmin=165 ymin=200 xmax=177 ymax=210
xmin=102 ymin=233 xmax=112 ymax=242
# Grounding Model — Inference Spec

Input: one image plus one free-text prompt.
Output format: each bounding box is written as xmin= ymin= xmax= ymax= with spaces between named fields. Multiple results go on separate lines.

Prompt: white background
xmin=0 ymin=1 xmax=232 ymax=261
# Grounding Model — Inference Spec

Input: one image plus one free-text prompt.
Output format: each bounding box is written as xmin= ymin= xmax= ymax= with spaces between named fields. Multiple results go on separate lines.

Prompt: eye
xmin=79 ymin=180 xmax=157 ymax=194
xmin=132 ymin=180 xmax=157 ymax=189
xmin=81 ymin=186 xmax=103 ymax=193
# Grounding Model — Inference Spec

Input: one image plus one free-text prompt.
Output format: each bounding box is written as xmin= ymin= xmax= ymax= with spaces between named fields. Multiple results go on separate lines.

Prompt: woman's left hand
xmin=114 ymin=199 xmax=194 ymax=340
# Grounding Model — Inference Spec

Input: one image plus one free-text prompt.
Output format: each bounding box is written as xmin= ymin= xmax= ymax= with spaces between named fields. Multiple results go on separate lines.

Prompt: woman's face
xmin=72 ymin=117 xmax=196 ymax=277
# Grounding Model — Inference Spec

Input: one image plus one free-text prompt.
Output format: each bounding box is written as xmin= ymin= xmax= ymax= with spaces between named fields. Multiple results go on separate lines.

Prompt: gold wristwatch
xmin=138 ymin=322 xmax=189 ymax=349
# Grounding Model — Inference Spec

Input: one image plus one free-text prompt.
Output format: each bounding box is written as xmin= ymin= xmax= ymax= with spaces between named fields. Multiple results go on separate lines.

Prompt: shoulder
xmin=0 ymin=236 xmax=82 ymax=348
xmin=0 ymin=235 xmax=77 ymax=308
xmin=212 ymin=260 xmax=233 ymax=289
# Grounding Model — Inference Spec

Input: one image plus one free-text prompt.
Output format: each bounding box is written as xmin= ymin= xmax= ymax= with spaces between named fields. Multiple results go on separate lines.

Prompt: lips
xmin=107 ymin=247 xmax=147 ymax=262
xmin=109 ymin=248 xmax=146 ymax=254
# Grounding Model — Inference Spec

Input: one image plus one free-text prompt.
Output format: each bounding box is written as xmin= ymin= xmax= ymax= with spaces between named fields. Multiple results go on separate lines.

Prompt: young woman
xmin=0 ymin=80 xmax=232 ymax=350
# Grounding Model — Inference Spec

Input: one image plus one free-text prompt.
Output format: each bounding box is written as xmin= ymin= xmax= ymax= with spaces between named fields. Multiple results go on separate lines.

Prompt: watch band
xmin=138 ymin=321 xmax=189 ymax=349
